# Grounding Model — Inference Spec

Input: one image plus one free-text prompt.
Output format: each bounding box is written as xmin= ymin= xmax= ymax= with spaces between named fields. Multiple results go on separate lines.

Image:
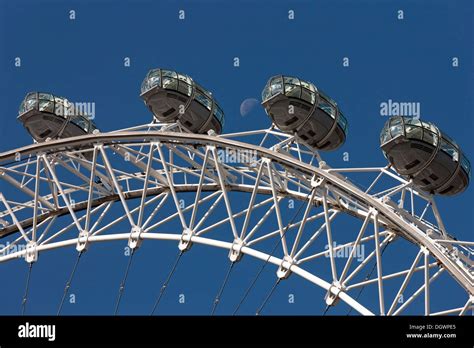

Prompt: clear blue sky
xmin=0 ymin=0 xmax=472 ymax=315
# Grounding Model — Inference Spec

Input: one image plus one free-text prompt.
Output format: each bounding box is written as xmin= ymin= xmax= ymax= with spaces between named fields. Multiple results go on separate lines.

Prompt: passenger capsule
xmin=261 ymin=75 xmax=348 ymax=151
xmin=380 ymin=116 xmax=471 ymax=196
xmin=18 ymin=92 xmax=97 ymax=142
xmin=140 ymin=68 xmax=224 ymax=134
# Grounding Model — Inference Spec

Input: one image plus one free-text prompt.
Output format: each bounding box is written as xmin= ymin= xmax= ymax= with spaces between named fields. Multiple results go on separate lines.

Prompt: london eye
xmin=0 ymin=68 xmax=472 ymax=317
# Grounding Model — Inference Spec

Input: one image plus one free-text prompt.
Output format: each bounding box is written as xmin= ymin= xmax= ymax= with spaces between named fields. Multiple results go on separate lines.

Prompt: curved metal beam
xmin=0 ymin=131 xmax=471 ymax=294
xmin=0 ymin=232 xmax=374 ymax=316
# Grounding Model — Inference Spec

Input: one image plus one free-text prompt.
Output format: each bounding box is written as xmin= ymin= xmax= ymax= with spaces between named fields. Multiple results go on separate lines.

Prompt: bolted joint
xmin=318 ymin=161 xmax=329 ymax=169
xmin=25 ymin=241 xmax=38 ymax=263
xmin=228 ymin=238 xmax=245 ymax=262
xmin=206 ymin=145 xmax=216 ymax=152
xmin=178 ymin=228 xmax=194 ymax=252
xmin=387 ymin=232 xmax=397 ymax=243
xmin=128 ymin=225 xmax=143 ymax=250
xmin=449 ymin=246 xmax=459 ymax=259
xmin=420 ymin=245 xmax=430 ymax=256
xmin=325 ymin=281 xmax=345 ymax=307
xmin=76 ymin=230 xmax=89 ymax=252
xmin=426 ymin=229 xmax=441 ymax=240
xmin=311 ymin=176 xmax=324 ymax=188
xmin=368 ymin=207 xmax=379 ymax=216
xmin=276 ymin=255 xmax=294 ymax=279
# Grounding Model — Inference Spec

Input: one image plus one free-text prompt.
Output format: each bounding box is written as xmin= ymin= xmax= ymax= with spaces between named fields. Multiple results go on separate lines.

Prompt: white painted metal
xmin=0 ymin=125 xmax=471 ymax=316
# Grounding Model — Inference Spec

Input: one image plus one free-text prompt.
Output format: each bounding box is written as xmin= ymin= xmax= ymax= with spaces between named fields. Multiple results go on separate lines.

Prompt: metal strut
xmin=21 ymin=263 xmax=33 ymax=315
xmin=346 ymin=242 xmax=390 ymax=316
xmin=114 ymin=248 xmax=136 ymax=315
xmin=57 ymin=251 xmax=83 ymax=315
xmin=233 ymin=187 xmax=315 ymax=315
xmin=256 ymin=278 xmax=281 ymax=315
xmin=211 ymin=261 xmax=235 ymax=315
xmin=150 ymin=251 xmax=184 ymax=315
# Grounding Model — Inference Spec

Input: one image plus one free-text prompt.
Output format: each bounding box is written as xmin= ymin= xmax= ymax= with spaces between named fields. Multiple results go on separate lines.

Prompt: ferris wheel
xmin=0 ymin=68 xmax=472 ymax=316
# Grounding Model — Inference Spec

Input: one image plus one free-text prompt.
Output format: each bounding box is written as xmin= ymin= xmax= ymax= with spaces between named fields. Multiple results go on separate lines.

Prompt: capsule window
xmin=389 ymin=117 xmax=403 ymax=137
xmin=25 ymin=92 xmax=36 ymax=100
xmin=70 ymin=115 xmax=89 ymax=132
xmin=423 ymin=130 xmax=438 ymax=146
xmin=440 ymin=139 xmax=458 ymax=160
xmin=337 ymin=113 xmax=347 ymax=132
xmin=39 ymin=100 xmax=54 ymax=113
xmin=270 ymin=78 xmax=283 ymax=95
xmin=148 ymin=75 xmax=161 ymax=89
xmin=262 ymin=86 xmax=272 ymax=101
xmin=162 ymin=70 xmax=177 ymax=78
xmin=390 ymin=125 xmax=403 ymax=137
xmin=318 ymin=90 xmax=337 ymax=107
xmin=442 ymin=133 xmax=458 ymax=147
xmin=162 ymin=77 xmax=178 ymax=90
xmin=319 ymin=98 xmax=336 ymax=118
xmin=300 ymin=80 xmax=312 ymax=90
xmin=380 ymin=127 xmax=391 ymax=144
xmin=390 ymin=116 xmax=402 ymax=127
xmin=147 ymin=68 xmax=159 ymax=78
xmin=271 ymin=76 xmax=282 ymax=84
xmin=405 ymin=117 xmax=421 ymax=126
xmin=25 ymin=94 xmax=38 ymax=111
xmin=177 ymin=74 xmax=191 ymax=85
xmin=285 ymin=84 xmax=301 ymax=98
xmin=177 ymin=81 xmax=192 ymax=96
xmin=301 ymin=89 xmax=315 ymax=104
xmin=284 ymin=77 xmax=300 ymax=85
xmin=39 ymin=93 xmax=54 ymax=101
xmin=194 ymin=90 xmax=212 ymax=110
xmin=141 ymin=79 xmax=148 ymax=94
xmin=148 ymin=70 xmax=161 ymax=90
xmin=19 ymin=100 xmax=26 ymax=114
xmin=405 ymin=125 xmax=423 ymax=140
xmin=460 ymin=155 xmax=471 ymax=177
xmin=213 ymin=105 xmax=225 ymax=127
xmin=270 ymin=83 xmax=283 ymax=96
xmin=426 ymin=123 xmax=438 ymax=134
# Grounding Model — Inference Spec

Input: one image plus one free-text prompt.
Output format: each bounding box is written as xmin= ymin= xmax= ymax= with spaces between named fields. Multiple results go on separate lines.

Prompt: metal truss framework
xmin=0 ymin=123 xmax=472 ymax=316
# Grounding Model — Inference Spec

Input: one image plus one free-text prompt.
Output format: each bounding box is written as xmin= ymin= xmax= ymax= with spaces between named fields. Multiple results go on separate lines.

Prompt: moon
xmin=240 ymin=98 xmax=260 ymax=117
